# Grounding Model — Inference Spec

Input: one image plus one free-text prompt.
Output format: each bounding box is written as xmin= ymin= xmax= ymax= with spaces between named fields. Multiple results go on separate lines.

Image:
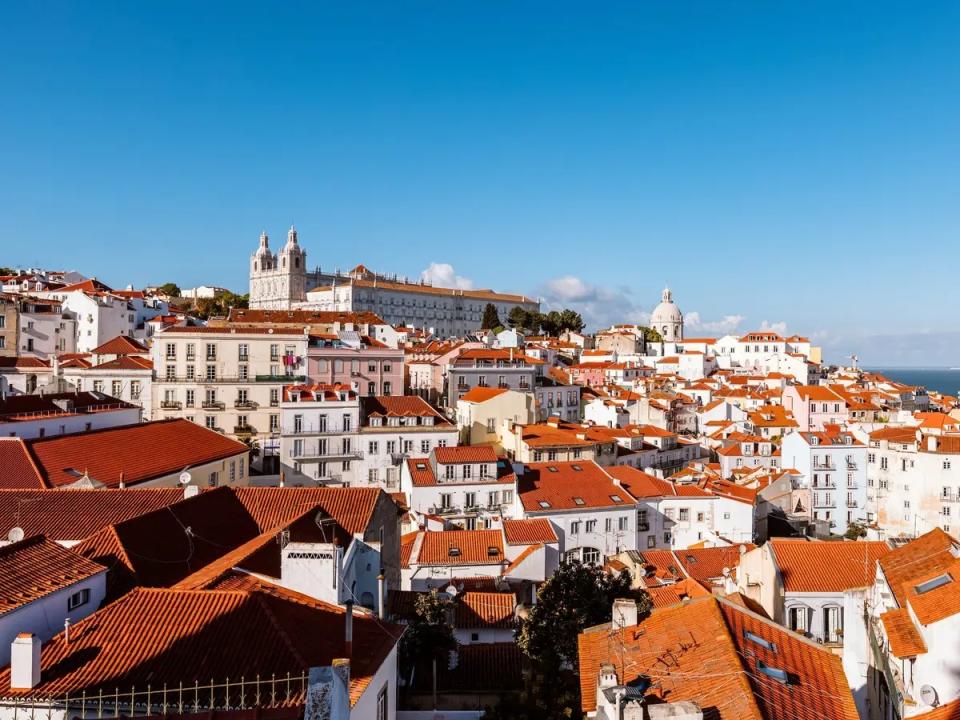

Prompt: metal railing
xmin=201 ymin=401 xmax=225 ymax=410
xmin=234 ymin=401 xmax=259 ymax=410
xmin=160 ymin=401 xmax=182 ymax=409
xmin=255 ymin=374 xmax=306 ymax=383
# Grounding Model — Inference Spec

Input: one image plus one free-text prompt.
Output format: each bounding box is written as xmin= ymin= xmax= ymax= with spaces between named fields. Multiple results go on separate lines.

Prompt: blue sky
xmin=2 ymin=2 xmax=959 ymax=364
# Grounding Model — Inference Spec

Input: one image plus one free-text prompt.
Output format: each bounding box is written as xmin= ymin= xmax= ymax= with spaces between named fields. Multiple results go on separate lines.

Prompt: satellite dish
xmin=8 ymin=527 xmax=24 ymax=543
xmin=920 ymin=685 xmax=939 ymax=707
xmin=178 ymin=471 xmax=192 ymax=485
xmin=445 ymin=584 xmax=458 ymax=597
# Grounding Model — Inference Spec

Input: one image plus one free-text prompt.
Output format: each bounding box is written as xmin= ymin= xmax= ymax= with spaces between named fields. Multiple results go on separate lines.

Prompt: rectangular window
xmin=238 ymin=343 xmax=249 ymax=361
xmin=67 ymin=588 xmax=91 ymax=610
xmin=619 ymin=517 xmax=628 ymax=531
xmin=585 ymin=520 xmax=596 ymax=533
xmin=186 ymin=343 xmax=195 ymax=360
xmin=205 ymin=343 xmax=216 ymax=360
xmin=570 ymin=521 xmax=581 ymax=535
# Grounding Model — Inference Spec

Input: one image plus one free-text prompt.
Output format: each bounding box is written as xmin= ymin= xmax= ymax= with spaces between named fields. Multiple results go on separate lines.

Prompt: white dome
xmin=650 ymin=287 xmax=682 ymax=325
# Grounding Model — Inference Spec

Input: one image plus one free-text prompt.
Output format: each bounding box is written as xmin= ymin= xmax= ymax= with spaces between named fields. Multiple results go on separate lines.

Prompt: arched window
xmin=787 ymin=604 xmax=810 ymax=634
xmin=295 ymin=257 xmax=300 ymax=269
xmin=253 ymin=261 xmax=258 ymax=271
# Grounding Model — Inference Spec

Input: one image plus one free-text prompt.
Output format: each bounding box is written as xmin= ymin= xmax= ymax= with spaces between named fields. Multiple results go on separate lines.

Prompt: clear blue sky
xmin=2 ymin=2 xmax=959 ymax=364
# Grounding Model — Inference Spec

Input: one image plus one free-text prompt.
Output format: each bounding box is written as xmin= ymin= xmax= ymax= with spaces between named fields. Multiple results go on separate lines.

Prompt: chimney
xmin=598 ymin=662 xmax=619 ymax=689
xmin=344 ymin=600 xmax=354 ymax=659
xmin=377 ymin=573 xmax=386 ymax=620
xmin=10 ymin=633 xmax=41 ymax=690
xmin=183 ymin=484 xmax=199 ymax=500
xmin=611 ymin=598 xmax=638 ymax=630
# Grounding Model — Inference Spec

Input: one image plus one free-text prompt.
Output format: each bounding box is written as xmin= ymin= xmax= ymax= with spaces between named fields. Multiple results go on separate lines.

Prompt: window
xmin=93 ymin=380 xmax=105 ymax=393
xmin=619 ymin=517 xmax=628 ymax=531
xmin=757 ymin=660 xmax=789 ymax=684
xmin=570 ymin=521 xmax=581 ymax=535
xmin=647 ymin=535 xmax=656 ymax=548
xmin=130 ymin=380 xmax=141 ymax=399
xmin=421 ymin=439 xmax=430 ymax=454
xmin=165 ymin=343 xmax=176 ymax=360
xmin=369 ymin=441 xmax=379 ymax=454
xmin=605 ymin=518 xmax=612 ymax=532
xmin=465 ymin=492 xmax=476 ymax=507
xmin=205 ymin=416 xmax=216 ymax=430
xmin=270 ymin=388 xmax=279 ymax=407
xmin=186 ymin=343 xmax=195 ymax=360
xmin=463 ymin=464 xmax=472 ymax=479
xmin=637 ymin=510 xmax=649 ymax=531
xmin=208 ymin=470 xmax=219 ymax=487
xmin=205 ymin=343 xmax=216 ymax=360
xmin=67 ymin=588 xmax=91 ymax=610
xmin=206 ymin=365 xmax=216 ymax=381
xmin=486 ymin=417 xmax=496 ymax=433
xmin=744 ymin=630 xmax=776 ymax=652
xmin=269 ymin=414 xmax=279 ymax=432
xmin=376 ymin=685 xmax=388 ymax=720
xmin=582 ymin=547 xmax=601 ymax=565
xmin=270 ymin=344 xmax=279 ymax=361
xmin=787 ymin=606 xmax=808 ymax=633
xmin=112 ymin=380 xmax=122 ymax=397
xmin=238 ymin=343 xmax=249 ymax=361
xmin=383 ymin=381 xmax=392 ymax=396
xmin=585 ymin=520 xmax=596 ymax=533
xmin=679 ymin=508 xmax=689 ymax=522
xmin=238 ymin=364 xmax=248 ymax=380
xmin=915 ymin=574 xmax=952 ymax=594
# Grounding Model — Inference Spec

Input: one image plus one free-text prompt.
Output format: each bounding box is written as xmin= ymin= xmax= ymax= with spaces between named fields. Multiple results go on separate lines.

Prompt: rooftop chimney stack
xmin=344 ymin=600 xmax=354 ymax=659
xmin=612 ymin=598 xmax=638 ymax=630
xmin=10 ymin=633 xmax=41 ymax=690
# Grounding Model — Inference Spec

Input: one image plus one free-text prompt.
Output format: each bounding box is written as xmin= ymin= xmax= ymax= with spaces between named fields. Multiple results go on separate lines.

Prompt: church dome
xmin=650 ymin=287 xmax=682 ymax=325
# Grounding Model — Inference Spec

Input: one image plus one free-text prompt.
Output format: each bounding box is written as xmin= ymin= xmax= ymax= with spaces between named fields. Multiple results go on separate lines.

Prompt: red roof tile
xmin=770 ymin=539 xmax=890 ymax=593
xmin=457 ymin=387 xmax=510 ymax=403
xmin=880 ymin=608 xmax=927 ymax=657
xmin=25 ymin=419 xmax=248 ymax=489
xmin=434 ymin=445 xmax=498 ymax=464
xmin=519 ymin=461 xmax=636 ymax=511
xmin=361 ymin=395 xmax=450 ymax=423
xmin=91 ymin=335 xmax=149 ymax=355
xmin=578 ymin=597 xmax=761 ymax=719
xmin=0 ymin=585 xmax=400 ymax=707
xmin=414 ymin=530 xmax=505 ymax=566
xmin=0 ymin=488 xmax=186 ymax=540
xmin=645 ymin=578 xmax=711 ymax=608
xmin=0 ymin=535 xmax=106 ymax=616
xmin=719 ymin=598 xmax=860 ymax=720
xmin=676 ymin=545 xmax=755 ymax=587
xmin=878 ymin=528 xmax=959 ymax=606
xmin=454 ymin=591 xmax=516 ymax=629
xmin=0 ymin=438 xmax=45 ymax=489
xmin=233 ymin=487 xmax=386 ymax=536
xmin=502 ymin=518 xmax=558 ymax=545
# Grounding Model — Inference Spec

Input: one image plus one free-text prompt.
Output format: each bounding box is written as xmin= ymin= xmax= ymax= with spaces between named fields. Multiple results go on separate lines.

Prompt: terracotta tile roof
xmin=718 ymin=598 xmax=860 ymax=720
xmin=903 ymin=557 xmax=960 ymax=625
xmin=634 ymin=549 xmax=685 ymax=586
xmin=227 ymin=308 xmax=386 ymax=326
xmin=868 ymin=426 xmax=919 ymax=443
xmin=72 ymin=487 xmax=262 ymax=596
xmin=770 ymin=539 xmax=890 ymax=593
xmin=454 ymin=591 xmax=516 ymax=629
xmin=502 ymin=518 xmax=558 ymax=545
xmin=91 ymin=335 xmax=149 ymax=355
xmin=676 ymin=545 xmax=756 ymax=587
xmin=400 ymin=532 xmax=418 ymax=569
xmin=313 ymin=277 xmax=536 ymax=305
xmin=0 ymin=488 xmax=185 ymax=540
xmin=645 ymin=577 xmax=711 ymax=608
xmin=414 ymin=530 xmax=505 ymax=566
xmin=0 ymin=585 xmax=400 ymax=707
xmin=159 ymin=325 xmax=305 ymax=336
xmin=0 ymin=356 xmax=50 ymax=368
xmin=457 ymin=386 xmax=510 ymax=403
xmin=503 ymin=543 xmax=542 ymax=575
xmin=89 ymin=355 xmax=153 ymax=371
xmin=57 ymin=278 xmax=115 ymax=293
xmin=411 ymin=642 xmax=524 ymax=694
xmin=789 ymin=385 xmax=844 ymax=402
xmin=0 ymin=535 xmax=106 ymax=617
xmin=605 ymin=465 xmax=672 ymax=498
xmin=519 ymin=461 xmax=635 ymax=512
xmin=434 ymin=445 xmax=499 ymax=464
xmin=578 ymin=597 xmax=762 ymax=719
xmin=0 ymin=438 xmax=45 ymax=488
xmin=360 ymin=395 xmax=450 ymax=424
xmin=24 ymin=419 xmax=248 ymax=489
xmin=878 ymin=528 xmax=959 ymax=606
xmin=880 ymin=608 xmax=927 ymax=657
xmin=232 ymin=487 xmax=385 ymax=536
xmin=404 ymin=456 xmax=515 ymax=487
xmin=909 ymin=698 xmax=960 ymax=720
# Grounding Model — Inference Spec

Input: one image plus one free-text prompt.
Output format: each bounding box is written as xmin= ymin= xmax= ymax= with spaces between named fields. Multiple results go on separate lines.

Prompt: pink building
xmin=306 ymin=333 xmax=404 ymax=396
xmin=782 ymin=384 xmax=848 ymax=431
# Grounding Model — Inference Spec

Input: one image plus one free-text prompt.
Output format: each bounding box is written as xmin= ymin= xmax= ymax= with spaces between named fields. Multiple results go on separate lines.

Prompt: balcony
xmin=234 ymin=424 xmax=257 ymax=437
xmin=201 ymin=401 xmax=225 ymax=410
xmin=813 ymin=461 xmax=836 ymax=471
xmin=160 ymin=400 xmax=182 ymax=410
xmin=290 ymin=448 xmax=364 ymax=461
xmin=234 ymin=400 xmax=259 ymax=410
xmin=942 ymin=492 xmax=959 ymax=503
xmin=428 ymin=504 xmax=460 ymax=516
xmin=811 ymin=480 xmax=836 ymax=489
xmin=847 ymin=499 xmax=858 ymax=507
xmin=255 ymin=374 xmax=306 ymax=383
xmin=846 ymin=461 xmax=858 ymax=470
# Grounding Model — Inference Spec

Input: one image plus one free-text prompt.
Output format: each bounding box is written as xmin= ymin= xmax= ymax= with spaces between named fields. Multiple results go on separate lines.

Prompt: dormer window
xmin=487 ymin=546 xmax=500 ymax=556
xmin=370 ymin=417 xmax=382 ymax=427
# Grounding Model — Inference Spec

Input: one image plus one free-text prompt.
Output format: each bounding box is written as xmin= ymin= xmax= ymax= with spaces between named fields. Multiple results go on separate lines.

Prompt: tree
xmin=0 ymin=267 xmax=14 ymax=276
xmin=559 ymin=308 xmax=585 ymax=333
xmin=638 ymin=325 xmax=663 ymax=343
xmin=158 ymin=282 xmax=181 ymax=297
xmin=507 ymin=306 xmax=530 ymax=330
xmin=398 ymin=590 xmax=457 ymax=683
xmin=481 ymin=303 xmax=501 ymax=330
xmin=517 ymin=561 xmax=651 ymax=673
xmin=844 ymin=521 xmax=867 ymax=540
xmin=539 ymin=311 xmax=562 ymax=337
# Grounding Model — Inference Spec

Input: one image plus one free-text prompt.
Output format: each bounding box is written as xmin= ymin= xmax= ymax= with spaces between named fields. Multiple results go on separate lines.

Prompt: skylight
xmin=744 ymin=630 xmax=777 ymax=653
xmin=415 ymin=463 xmax=427 ymax=470
xmin=685 ymin=555 xmax=697 ymax=564
xmin=573 ymin=497 xmax=586 ymax=506
xmin=572 ymin=464 xmax=583 ymax=471
xmin=610 ymin=494 xmax=623 ymax=503
xmin=539 ymin=500 xmax=551 ymax=508
xmin=547 ymin=466 xmax=559 ymax=473
xmin=487 ymin=546 xmax=500 ymax=556
xmin=915 ymin=573 xmax=952 ymax=595
xmin=448 ymin=547 xmax=461 ymax=557
xmin=757 ymin=660 xmax=789 ymax=684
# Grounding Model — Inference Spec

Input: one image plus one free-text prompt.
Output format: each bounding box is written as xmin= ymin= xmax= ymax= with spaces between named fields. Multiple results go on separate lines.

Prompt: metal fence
xmin=2 ymin=672 xmax=310 ymax=720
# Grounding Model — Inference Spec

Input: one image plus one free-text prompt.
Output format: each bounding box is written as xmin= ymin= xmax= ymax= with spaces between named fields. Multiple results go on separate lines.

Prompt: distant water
xmin=868 ymin=368 xmax=960 ymax=396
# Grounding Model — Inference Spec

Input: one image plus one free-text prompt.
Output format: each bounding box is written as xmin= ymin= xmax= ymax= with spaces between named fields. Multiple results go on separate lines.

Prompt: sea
xmin=867 ymin=368 xmax=960 ymax=396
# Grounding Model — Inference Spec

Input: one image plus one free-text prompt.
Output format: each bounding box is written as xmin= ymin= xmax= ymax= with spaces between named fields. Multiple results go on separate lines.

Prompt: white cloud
xmin=419 ymin=262 xmax=474 ymax=290
xmin=759 ymin=320 xmax=788 ymax=335
xmin=685 ymin=311 xmax=745 ymax=335
xmin=538 ymin=276 xmax=645 ymax=330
